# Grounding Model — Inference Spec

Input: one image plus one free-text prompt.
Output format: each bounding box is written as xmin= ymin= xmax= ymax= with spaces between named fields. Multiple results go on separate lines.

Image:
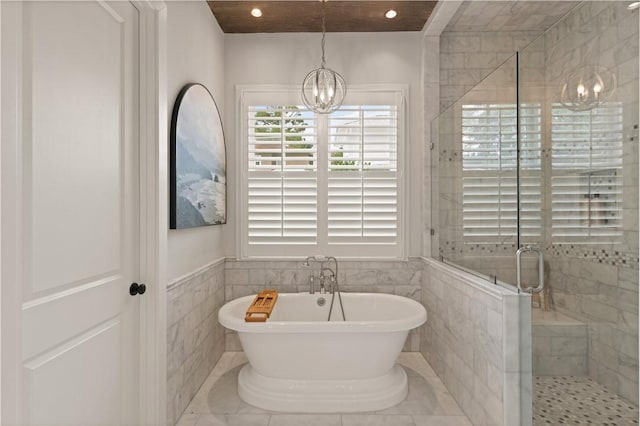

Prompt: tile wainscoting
xmin=167 ymin=258 xmax=226 ymax=426
xmin=167 ymin=257 xmax=533 ymax=425
xmin=421 ymin=257 xmax=532 ymax=426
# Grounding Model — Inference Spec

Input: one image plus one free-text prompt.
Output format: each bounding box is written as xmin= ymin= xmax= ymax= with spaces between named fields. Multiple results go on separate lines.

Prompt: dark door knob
xmin=129 ymin=282 xmax=146 ymax=296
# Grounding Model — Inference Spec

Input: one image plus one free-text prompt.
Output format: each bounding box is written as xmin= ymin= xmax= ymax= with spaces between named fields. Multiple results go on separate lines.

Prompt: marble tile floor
xmin=176 ymin=352 xmax=472 ymax=426
xmin=534 ymin=376 xmax=639 ymax=426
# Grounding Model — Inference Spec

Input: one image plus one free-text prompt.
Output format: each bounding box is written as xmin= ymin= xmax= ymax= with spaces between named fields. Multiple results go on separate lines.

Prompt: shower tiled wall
xmin=421 ymin=258 xmax=532 ymax=426
xmin=223 ymin=258 xmax=423 ymax=352
xmin=167 ymin=258 xmax=226 ymax=426
xmin=439 ymin=31 xmax=540 ymax=112
xmin=537 ymin=1 xmax=639 ymax=404
xmin=546 ymin=256 xmax=638 ymax=402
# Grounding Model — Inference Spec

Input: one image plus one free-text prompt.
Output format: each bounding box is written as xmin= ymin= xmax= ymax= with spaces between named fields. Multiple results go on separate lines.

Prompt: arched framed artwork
xmin=170 ymin=83 xmax=226 ymax=228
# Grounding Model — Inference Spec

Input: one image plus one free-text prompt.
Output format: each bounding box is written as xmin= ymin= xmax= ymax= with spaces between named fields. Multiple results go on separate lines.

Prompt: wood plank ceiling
xmin=207 ymin=1 xmax=438 ymax=33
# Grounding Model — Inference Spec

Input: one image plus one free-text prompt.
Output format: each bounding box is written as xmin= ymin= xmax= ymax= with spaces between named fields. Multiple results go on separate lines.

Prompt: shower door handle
xmin=516 ymin=246 xmax=544 ymax=294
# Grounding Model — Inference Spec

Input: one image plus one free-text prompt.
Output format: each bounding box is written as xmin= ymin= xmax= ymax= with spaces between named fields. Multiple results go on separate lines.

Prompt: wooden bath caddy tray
xmin=245 ymin=289 xmax=278 ymax=322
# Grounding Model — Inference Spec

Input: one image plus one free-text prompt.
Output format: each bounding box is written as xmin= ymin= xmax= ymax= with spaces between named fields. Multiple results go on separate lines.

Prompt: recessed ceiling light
xmin=385 ymin=9 xmax=397 ymax=19
xmin=628 ymin=1 xmax=640 ymax=9
xmin=250 ymin=8 xmax=262 ymax=18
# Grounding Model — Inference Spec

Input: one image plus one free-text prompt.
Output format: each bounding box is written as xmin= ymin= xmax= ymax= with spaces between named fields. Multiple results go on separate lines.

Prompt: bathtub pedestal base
xmin=237 ymin=363 xmax=408 ymax=413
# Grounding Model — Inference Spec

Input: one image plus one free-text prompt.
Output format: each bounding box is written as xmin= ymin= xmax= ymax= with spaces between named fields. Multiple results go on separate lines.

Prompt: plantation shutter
xmin=247 ymin=105 xmax=318 ymax=244
xmin=551 ymin=103 xmax=623 ymax=243
xmin=461 ymin=103 xmax=542 ymax=243
xmin=242 ymin=88 xmax=404 ymax=258
xmin=328 ymin=105 xmax=398 ymax=244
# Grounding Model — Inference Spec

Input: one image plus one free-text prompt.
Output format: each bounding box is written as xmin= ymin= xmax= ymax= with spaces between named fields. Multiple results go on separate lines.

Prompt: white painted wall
xmin=224 ymin=32 xmax=424 ymax=257
xmin=167 ymin=1 xmax=226 ymax=282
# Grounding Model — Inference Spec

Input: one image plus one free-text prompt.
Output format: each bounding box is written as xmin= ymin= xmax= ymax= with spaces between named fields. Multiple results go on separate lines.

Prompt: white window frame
xmin=236 ymin=84 xmax=407 ymax=260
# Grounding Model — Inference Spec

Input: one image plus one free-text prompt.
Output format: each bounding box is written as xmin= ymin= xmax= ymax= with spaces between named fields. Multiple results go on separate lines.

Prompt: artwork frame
xmin=170 ymin=83 xmax=227 ymax=229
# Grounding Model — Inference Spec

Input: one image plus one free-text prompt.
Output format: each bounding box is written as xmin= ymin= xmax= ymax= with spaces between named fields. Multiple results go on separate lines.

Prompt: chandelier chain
xmin=321 ymin=0 xmax=326 ymax=68
xmin=301 ymin=0 xmax=345 ymax=114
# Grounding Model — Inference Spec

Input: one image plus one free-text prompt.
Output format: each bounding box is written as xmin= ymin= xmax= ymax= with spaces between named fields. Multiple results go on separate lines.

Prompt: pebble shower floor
xmin=534 ymin=376 xmax=639 ymax=425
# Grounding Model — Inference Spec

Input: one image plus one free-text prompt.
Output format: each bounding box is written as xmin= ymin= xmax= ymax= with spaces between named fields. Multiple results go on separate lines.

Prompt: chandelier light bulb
xmin=593 ymin=82 xmax=602 ymax=96
xmin=576 ymin=83 xmax=587 ymax=101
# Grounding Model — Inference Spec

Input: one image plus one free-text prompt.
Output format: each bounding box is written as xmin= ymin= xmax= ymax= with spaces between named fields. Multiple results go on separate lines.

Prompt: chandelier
xmin=301 ymin=0 xmax=346 ymax=114
xmin=559 ymin=65 xmax=616 ymax=111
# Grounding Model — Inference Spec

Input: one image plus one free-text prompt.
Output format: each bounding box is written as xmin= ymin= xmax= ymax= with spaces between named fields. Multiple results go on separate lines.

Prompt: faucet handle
xmin=319 ymin=274 xmax=326 ymax=294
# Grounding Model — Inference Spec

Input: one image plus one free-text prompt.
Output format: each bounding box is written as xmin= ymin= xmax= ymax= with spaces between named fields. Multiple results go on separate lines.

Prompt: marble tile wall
xmin=224 ymin=258 xmax=423 ymax=352
xmin=439 ymin=31 xmax=540 ymax=112
xmin=539 ymin=1 xmax=639 ymax=404
xmin=421 ymin=257 xmax=532 ymax=426
xmin=547 ymin=255 xmax=639 ymax=403
xmin=167 ymin=258 xmax=226 ymax=426
xmin=532 ymin=323 xmax=588 ymax=376
xmin=444 ymin=1 xmax=579 ymax=33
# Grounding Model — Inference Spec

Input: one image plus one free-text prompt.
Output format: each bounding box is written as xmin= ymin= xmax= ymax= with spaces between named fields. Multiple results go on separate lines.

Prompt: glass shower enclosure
xmin=431 ymin=1 xmax=638 ymax=421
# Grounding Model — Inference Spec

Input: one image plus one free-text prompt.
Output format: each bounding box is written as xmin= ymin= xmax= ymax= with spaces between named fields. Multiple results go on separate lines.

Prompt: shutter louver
xmin=461 ymin=104 xmax=542 ymax=243
xmin=551 ymin=103 xmax=623 ymax=243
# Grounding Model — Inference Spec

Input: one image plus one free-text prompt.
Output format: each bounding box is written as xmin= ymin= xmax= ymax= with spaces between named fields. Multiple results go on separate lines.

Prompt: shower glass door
xmin=431 ymin=54 xmax=521 ymax=286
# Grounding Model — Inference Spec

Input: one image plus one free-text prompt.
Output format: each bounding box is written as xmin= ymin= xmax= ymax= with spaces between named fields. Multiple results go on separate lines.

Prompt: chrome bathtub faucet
xmin=303 ymin=255 xmax=338 ymax=295
xmin=302 ymin=255 xmax=345 ymax=321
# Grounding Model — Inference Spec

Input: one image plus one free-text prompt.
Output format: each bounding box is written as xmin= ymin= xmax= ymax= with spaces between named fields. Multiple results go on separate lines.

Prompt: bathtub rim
xmin=218 ymin=292 xmax=427 ymax=333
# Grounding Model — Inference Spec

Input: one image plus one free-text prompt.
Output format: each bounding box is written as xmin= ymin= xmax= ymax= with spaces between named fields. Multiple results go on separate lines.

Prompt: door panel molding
xmin=23 ymin=320 xmax=121 ymax=426
xmin=22 ymin=277 xmax=123 ymax=360
xmin=22 ymin=271 xmax=121 ymax=306
xmin=23 ymin=318 xmax=119 ymax=370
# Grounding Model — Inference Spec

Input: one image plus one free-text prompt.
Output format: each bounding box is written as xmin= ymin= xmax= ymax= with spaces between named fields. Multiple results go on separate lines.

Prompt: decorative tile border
xmin=546 ymin=244 xmax=639 ymax=269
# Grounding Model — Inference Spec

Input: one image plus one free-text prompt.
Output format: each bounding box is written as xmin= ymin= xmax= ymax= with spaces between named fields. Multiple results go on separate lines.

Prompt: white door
xmin=1 ymin=1 xmax=141 ymax=424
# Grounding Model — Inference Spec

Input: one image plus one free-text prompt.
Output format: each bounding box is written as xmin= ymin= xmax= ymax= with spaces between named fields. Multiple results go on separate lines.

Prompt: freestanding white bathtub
xmin=218 ymin=292 xmax=427 ymax=413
